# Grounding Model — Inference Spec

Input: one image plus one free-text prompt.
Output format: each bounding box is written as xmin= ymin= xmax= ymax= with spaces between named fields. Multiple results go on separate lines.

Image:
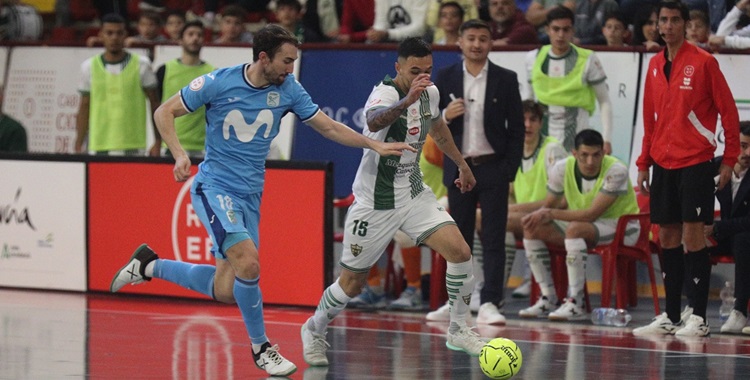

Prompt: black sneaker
xmin=109 ymin=244 xmax=158 ymax=292
xmin=252 ymin=342 xmax=297 ymax=376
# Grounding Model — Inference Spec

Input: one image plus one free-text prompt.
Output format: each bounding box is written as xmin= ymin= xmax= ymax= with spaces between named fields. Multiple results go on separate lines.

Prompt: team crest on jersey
xmin=189 ymin=76 xmax=205 ymax=91
xmin=408 ymin=127 xmax=419 ymax=135
xmin=350 ymin=244 xmax=363 ymax=257
xmin=267 ymin=92 xmax=280 ymax=107
xmin=684 ymin=65 xmax=695 ymax=77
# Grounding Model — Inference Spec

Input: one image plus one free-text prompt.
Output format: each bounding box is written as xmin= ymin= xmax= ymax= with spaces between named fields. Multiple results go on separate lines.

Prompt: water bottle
xmin=591 ymin=308 xmax=632 ymax=327
xmin=719 ymin=281 xmax=735 ymax=322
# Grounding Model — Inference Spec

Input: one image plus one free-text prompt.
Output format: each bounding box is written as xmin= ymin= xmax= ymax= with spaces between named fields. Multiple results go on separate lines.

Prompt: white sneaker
xmin=426 ymin=301 xmax=472 ymax=322
xmin=253 ymin=342 xmax=297 ymax=376
xmin=681 ymin=305 xmax=694 ymax=323
xmin=470 ymin=281 xmax=483 ymax=312
xmin=512 ymin=279 xmax=531 ymax=298
xmin=110 ymin=244 xmax=158 ymax=292
xmin=548 ymin=298 xmax=587 ymax=321
xmin=742 ymin=325 xmax=750 ymax=335
xmin=446 ymin=324 xmax=485 ymax=356
xmin=518 ymin=296 xmax=556 ymax=318
xmin=476 ymin=302 xmax=506 ymax=325
xmin=633 ymin=313 xmax=682 ymax=336
xmin=388 ymin=286 xmax=423 ymax=310
xmin=301 ymin=318 xmax=329 ymax=366
xmin=675 ymin=315 xmax=710 ymax=337
xmin=720 ymin=310 xmax=748 ymax=334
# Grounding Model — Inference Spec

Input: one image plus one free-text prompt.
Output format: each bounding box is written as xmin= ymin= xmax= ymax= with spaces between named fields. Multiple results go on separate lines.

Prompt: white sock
xmin=310 ymin=278 xmax=351 ymax=334
xmin=144 ymin=260 xmax=156 ymax=277
xmin=447 ymin=258 xmax=474 ymax=333
xmin=564 ymin=238 xmax=588 ymax=304
xmin=523 ymin=239 xmax=555 ymax=301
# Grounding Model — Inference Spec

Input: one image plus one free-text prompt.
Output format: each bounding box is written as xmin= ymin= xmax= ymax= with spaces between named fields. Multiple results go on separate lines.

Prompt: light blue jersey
xmin=180 ymin=63 xmax=319 ymax=194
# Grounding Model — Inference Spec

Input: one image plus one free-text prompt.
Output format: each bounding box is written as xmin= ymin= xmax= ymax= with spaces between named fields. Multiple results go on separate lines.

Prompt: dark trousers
xmin=447 ymin=159 xmax=509 ymax=306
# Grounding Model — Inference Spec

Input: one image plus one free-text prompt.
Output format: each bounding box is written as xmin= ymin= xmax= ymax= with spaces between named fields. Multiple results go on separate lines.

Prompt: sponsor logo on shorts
xmin=227 ymin=210 xmax=237 ymax=224
xmin=350 ymin=244 xmax=363 ymax=257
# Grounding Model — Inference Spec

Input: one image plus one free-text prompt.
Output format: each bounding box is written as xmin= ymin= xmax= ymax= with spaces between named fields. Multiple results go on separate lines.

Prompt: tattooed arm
xmin=366 ymin=73 xmax=432 ymax=132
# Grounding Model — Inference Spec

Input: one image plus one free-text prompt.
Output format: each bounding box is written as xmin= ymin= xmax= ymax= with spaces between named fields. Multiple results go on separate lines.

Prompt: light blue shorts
xmin=190 ymin=180 xmax=261 ymax=259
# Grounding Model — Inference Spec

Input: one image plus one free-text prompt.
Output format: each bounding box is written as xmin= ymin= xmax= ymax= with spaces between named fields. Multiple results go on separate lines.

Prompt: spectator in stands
xmin=164 ymin=9 xmax=187 ymax=42
xmin=519 ymin=129 xmax=639 ymax=321
xmin=337 ymin=0 xmax=374 ymax=43
xmin=574 ymin=0 xmax=619 ymax=45
xmin=525 ymin=6 xmax=613 ymax=153
xmin=707 ymin=121 xmax=750 ymax=335
xmin=214 ymin=4 xmax=254 ymax=44
xmin=708 ymin=0 xmax=750 ymax=51
xmin=525 ymin=0 xmax=575 ymax=43
xmin=425 ymin=0 xmax=478 ymax=44
xmin=0 ymin=88 xmax=27 ymax=152
xmin=488 ymin=0 xmax=539 ymax=46
xmin=0 ymin=0 xmax=42 ymax=41
xmin=155 ymin=20 xmax=215 ymax=158
xmin=302 ymin=0 xmax=342 ymax=41
xmin=126 ymin=11 xmax=169 ymax=46
xmin=273 ymin=0 xmax=325 ymax=43
xmin=431 ymin=1 xmax=464 ymax=45
xmin=633 ymin=6 xmax=664 ymax=51
xmin=367 ymin=0 xmax=430 ymax=42
xmin=75 ymin=13 xmax=161 ymax=156
xmin=93 ymin=0 xmax=128 ymax=21
xmin=601 ymin=11 xmax=629 ymax=47
xmin=687 ymin=9 xmax=711 ymax=47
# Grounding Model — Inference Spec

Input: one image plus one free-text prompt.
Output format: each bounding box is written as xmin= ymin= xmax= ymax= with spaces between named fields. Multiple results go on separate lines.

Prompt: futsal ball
xmin=478 ymin=337 xmax=523 ymax=380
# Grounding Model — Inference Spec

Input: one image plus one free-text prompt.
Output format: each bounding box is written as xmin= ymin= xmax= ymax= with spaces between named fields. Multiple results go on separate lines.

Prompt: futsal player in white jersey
xmin=301 ymin=37 xmax=486 ymax=367
xmin=108 ymin=25 xmax=415 ymax=377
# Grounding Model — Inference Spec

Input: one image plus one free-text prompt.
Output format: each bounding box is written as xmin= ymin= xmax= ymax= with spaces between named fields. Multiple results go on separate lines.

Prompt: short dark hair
xmin=440 ymin=1 xmax=465 ymax=20
xmin=657 ymin=1 xmax=689 ymax=23
xmin=689 ymin=9 xmax=709 ymax=26
xmin=276 ymin=0 xmax=302 ymax=12
xmin=522 ymin=100 xmax=544 ymax=120
xmin=222 ymin=4 xmax=247 ymax=19
xmin=165 ymin=9 xmax=186 ymax=21
xmin=603 ymin=11 xmax=627 ymax=28
xmin=459 ymin=19 xmax=491 ymax=35
xmin=398 ymin=37 xmax=432 ymax=60
xmin=180 ymin=20 xmax=204 ymax=39
xmin=547 ymin=6 xmax=575 ymax=25
xmin=101 ymin=13 xmax=126 ymax=25
xmin=139 ymin=11 xmax=162 ymax=25
xmin=740 ymin=121 xmax=750 ymax=137
xmin=574 ymin=129 xmax=604 ymax=150
xmin=252 ymin=24 xmax=300 ymax=62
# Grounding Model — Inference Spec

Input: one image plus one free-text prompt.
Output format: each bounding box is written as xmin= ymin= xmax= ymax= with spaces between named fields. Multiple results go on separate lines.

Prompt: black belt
xmin=468 ymin=154 xmax=498 ymax=166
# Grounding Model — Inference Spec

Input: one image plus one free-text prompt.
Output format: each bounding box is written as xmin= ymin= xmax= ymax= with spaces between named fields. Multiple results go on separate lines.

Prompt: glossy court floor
xmin=2 ymin=288 xmax=750 ymax=380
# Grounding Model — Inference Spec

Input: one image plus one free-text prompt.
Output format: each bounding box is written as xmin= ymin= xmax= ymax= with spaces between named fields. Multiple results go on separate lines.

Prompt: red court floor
xmin=2 ymin=288 xmax=750 ymax=379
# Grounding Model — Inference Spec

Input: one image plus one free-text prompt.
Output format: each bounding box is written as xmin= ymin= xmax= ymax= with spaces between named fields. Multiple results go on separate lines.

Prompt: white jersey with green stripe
xmin=352 ymin=77 xmax=441 ymax=210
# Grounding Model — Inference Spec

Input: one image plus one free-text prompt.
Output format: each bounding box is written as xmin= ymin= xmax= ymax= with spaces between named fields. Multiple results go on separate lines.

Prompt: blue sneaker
xmin=388 ymin=286 xmax=424 ymax=310
xmin=348 ymin=286 xmax=386 ymax=309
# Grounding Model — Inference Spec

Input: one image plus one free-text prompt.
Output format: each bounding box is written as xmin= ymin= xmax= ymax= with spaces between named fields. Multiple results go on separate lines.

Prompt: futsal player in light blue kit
xmin=109 ymin=24 xmax=415 ymax=377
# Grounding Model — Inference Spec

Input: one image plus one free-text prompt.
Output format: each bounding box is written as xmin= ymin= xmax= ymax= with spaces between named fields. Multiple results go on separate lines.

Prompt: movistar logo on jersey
xmin=223 ymin=109 xmax=274 ymax=142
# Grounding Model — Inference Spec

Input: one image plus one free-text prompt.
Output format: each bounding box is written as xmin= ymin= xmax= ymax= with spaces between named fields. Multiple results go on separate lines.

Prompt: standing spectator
xmin=687 ymin=9 xmax=711 ymax=47
xmin=214 ymin=5 xmax=254 ymax=44
xmin=155 ymin=20 xmax=215 ymax=157
xmin=525 ymin=6 xmax=613 ymax=153
xmin=708 ymin=0 xmax=750 ymax=51
xmin=435 ymin=19 xmax=525 ymax=326
xmin=75 ymin=13 xmax=161 ymax=156
xmin=273 ymin=0 xmax=324 ymax=43
xmin=367 ymin=0 xmax=430 ymax=42
xmin=574 ymin=0 xmax=619 ymax=45
xmin=432 ymin=1 xmax=465 ymax=45
xmin=488 ymin=0 xmax=539 ymax=46
xmin=126 ymin=11 xmax=169 ymax=46
xmin=337 ymin=0 xmax=374 ymax=43
xmin=426 ymin=0 xmax=478 ymax=44
xmin=525 ymin=0 xmax=575 ymax=42
xmin=633 ymin=6 xmax=665 ymax=50
xmin=0 ymin=0 xmax=42 ymax=41
xmin=708 ymin=121 xmax=750 ymax=334
xmin=633 ymin=0 xmax=739 ymax=338
xmin=164 ymin=10 xmax=187 ymax=42
xmin=302 ymin=0 xmax=342 ymax=41
xmin=519 ymin=129 xmax=639 ymax=320
xmin=601 ymin=11 xmax=630 ymax=47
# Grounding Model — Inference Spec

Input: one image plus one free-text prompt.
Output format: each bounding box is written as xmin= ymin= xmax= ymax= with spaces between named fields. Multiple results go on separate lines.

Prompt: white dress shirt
xmin=461 ymin=61 xmax=495 ymax=158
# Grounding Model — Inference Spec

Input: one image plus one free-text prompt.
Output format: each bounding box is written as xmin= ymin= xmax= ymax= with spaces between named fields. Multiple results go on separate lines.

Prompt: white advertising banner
xmin=0 ymin=160 xmax=86 ymax=291
xmin=2 ymin=47 xmax=149 ymax=154
xmin=629 ymin=53 xmax=750 ymax=183
xmin=489 ymin=50 xmax=641 ymax=163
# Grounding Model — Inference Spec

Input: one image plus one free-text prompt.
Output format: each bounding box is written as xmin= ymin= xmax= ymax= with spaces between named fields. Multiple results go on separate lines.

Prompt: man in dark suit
xmin=432 ymin=18 xmax=524 ymax=325
xmin=708 ymin=121 xmax=750 ymax=334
